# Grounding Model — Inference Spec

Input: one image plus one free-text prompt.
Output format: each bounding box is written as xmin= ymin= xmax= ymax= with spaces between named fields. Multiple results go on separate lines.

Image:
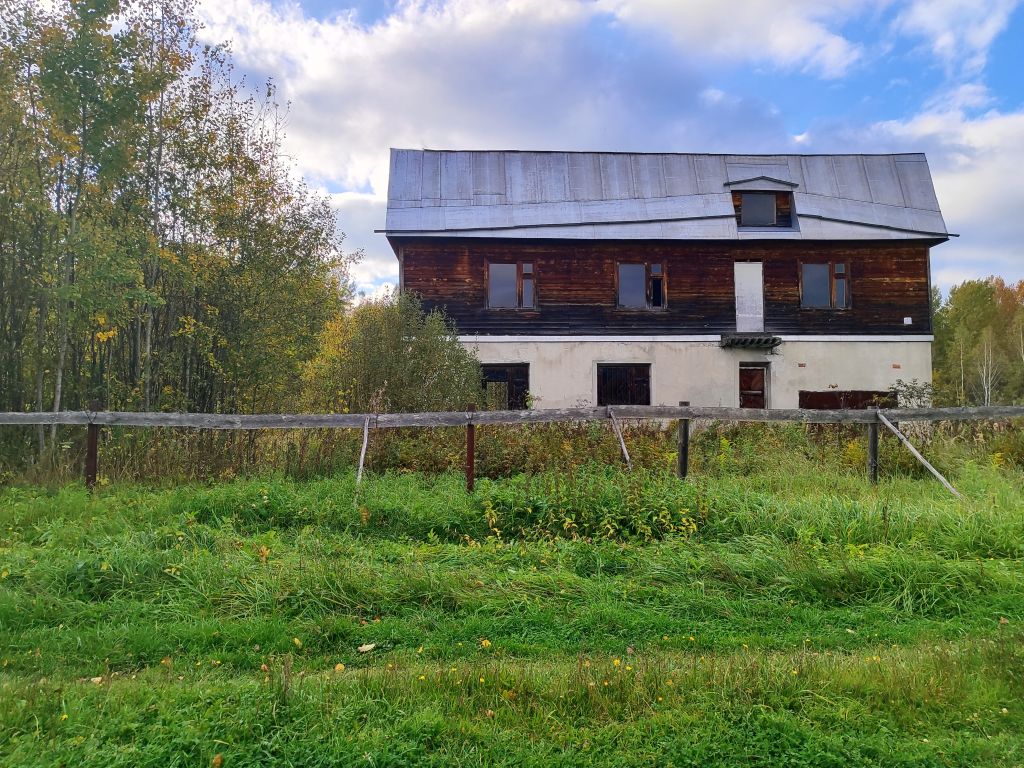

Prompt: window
xmin=617 ymin=263 xmax=665 ymax=309
xmin=733 ymin=192 xmax=793 ymax=228
xmin=487 ymin=262 xmax=535 ymax=309
xmin=597 ymin=364 xmax=651 ymax=406
xmin=799 ymin=390 xmax=895 ymax=409
xmin=481 ymin=364 xmax=529 ymax=410
xmin=800 ymin=262 xmax=849 ymax=309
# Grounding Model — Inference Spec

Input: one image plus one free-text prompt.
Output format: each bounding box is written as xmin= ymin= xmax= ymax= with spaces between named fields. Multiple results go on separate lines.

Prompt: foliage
xmin=0 ymin=0 xmax=354 ymax=468
xmin=1 ymin=449 xmax=1023 ymax=765
xmin=932 ymin=277 xmax=1024 ymax=405
xmin=302 ymin=291 xmax=481 ymax=414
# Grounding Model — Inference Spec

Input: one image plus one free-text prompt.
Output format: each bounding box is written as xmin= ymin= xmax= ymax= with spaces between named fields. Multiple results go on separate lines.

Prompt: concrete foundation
xmin=461 ymin=336 xmax=932 ymax=409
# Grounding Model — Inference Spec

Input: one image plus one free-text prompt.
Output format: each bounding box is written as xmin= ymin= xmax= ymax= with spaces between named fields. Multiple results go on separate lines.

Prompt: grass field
xmin=1 ymin=426 xmax=1023 ymax=766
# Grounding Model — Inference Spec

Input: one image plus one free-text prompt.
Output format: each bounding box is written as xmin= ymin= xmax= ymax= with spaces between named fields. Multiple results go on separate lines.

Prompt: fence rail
xmin=2 ymin=405 xmax=1022 ymax=496
xmin=2 ymin=404 xmax=1023 ymax=429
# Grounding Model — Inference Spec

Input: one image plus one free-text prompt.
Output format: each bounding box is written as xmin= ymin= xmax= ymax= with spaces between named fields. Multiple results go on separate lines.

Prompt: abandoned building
xmin=383 ymin=150 xmax=947 ymax=409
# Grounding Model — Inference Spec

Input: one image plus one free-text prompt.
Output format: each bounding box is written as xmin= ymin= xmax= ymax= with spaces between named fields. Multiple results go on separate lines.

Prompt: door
xmin=734 ymin=262 xmax=764 ymax=332
xmin=739 ymin=364 xmax=767 ymax=409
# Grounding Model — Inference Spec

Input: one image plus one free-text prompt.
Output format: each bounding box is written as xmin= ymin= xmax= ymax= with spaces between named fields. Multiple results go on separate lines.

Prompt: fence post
xmin=867 ymin=411 xmax=879 ymax=485
xmin=85 ymin=401 xmax=100 ymax=490
xmin=465 ymin=403 xmax=476 ymax=493
xmin=677 ymin=401 xmax=690 ymax=479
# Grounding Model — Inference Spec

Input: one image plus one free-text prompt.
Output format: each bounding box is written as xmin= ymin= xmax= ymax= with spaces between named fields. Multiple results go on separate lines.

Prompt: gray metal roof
xmin=384 ymin=149 xmax=948 ymax=241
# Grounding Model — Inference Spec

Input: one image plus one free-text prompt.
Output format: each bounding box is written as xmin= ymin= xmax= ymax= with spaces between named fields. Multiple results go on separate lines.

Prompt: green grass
xmin=1 ymin=430 xmax=1023 ymax=766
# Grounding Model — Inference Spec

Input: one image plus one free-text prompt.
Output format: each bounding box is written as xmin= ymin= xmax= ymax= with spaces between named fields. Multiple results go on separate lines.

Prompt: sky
xmin=193 ymin=0 xmax=1024 ymax=299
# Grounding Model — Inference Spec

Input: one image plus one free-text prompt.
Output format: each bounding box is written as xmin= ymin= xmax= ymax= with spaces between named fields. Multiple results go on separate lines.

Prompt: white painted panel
xmin=800 ymin=156 xmax=838 ymax=197
xmin=537 ymin=153 xmax=570 ymax=201
xmin=599 ymin=155 xmax=635 ymax=199
xmin=631 ymin=155 xmax=667 ymax=198
xmin=863 ymin=156 xmax=905 ymax=206
xmin=420 ymin=152 xmax=441 ymax=200
xmin=726 ymin=162 xmax=790 ymax=182
xmin=895 ymin=158 xmax=941 ymax=211
xmin=471 ymin=152 xmax=505 ymax=195
xmin=567 ymin=154 xmax=603 ymax=200
xmin=662 ymin=155 xmax=697 ymax=196
xmin=734 ymin=262 xmax=764 ymax=332
xmin=389 ymin=150 xmax=423 ymax=201
xmin=441 ymin=153 xmax=471 ymax=200
xmin=694 ymin=155 xmax=726 ymax=194
xmin=831 ymin=156 xmax=872 ymax=202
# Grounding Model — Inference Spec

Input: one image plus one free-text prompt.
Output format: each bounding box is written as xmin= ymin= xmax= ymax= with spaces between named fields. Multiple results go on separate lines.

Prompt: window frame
xmin=596 ymin=363 xmax=652 ymax=406
xmin=480 ymin=363 xmax=530 ymax=410
xmin=733 ymin=191 xmax=794 ymax=229
xmin=486 ymin=261 xmax=536 ymax=310
xmin=616 ymin=261 xmax=667 ymax=310
xmin=799 ymin=260 xmax=850 ymax=310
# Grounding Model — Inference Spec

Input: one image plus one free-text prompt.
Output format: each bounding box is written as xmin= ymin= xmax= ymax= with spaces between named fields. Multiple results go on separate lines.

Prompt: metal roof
xmin=384 ymin=149 xmax=948 ymax=241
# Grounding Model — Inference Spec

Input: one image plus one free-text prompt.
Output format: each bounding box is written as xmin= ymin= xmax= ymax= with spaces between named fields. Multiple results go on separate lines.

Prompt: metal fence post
xmin=677 ymin=401 xmax=690 ymax=479
xmin=465 ymin=403 xmax=476 ymax=493
xmin=867 ymin=411 xmax=879 ymax=485
xmin=85 ymin=401 xmax=100 ymax=490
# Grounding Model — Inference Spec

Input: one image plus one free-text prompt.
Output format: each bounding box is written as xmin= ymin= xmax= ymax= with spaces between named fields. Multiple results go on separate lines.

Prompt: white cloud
xmin=865 ymin=102 xmax=1024 ymax=285
xmin=892 ymin=0 xmax=1021 ymax=77
xmin=598 ymin=0 xmax=875 ymax=78
xmin=193 ymin=0 xmax=1024 ymax=290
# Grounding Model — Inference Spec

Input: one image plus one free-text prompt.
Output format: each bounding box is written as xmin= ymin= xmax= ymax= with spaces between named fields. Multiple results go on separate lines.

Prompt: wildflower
xmin=657 ymin=696 xmax=663 ymax=702
xmin=662 ymin=635 xmax=669 ymax=641
xmin=613 ymin=658 xmax=621 ymax=667
xmin=791 ymin=669 xmax=798 ymax=676
xmin=417 ymin=646 xmax=423 ymax=654
xmin=292 ymin=637 xmax=303 ymax=649
xmin=450 ymin=667 xmax=457 ymax=673
xmin=334 ymin=663 xmax=345 ymax=672
xmin=688 ymin=636 xmax=695 ymax=642
xmin=1001 ymin=708 xmax=1009 ymax=715
xmin=625 ymin=665 xmax=633 ymax=672
xmin=60 ymin=714 xmax=68 ymax=721
xmin=479 ymin=676 xmax=485 ymax=683
xmin=603 ymin=680 xmax=609 ymax=686
xmin=480 ymin=639 xmax=492 ymax=649
xmin=418 ymin=675 xmax=426 ymax=681
xmin=666 ymin=678 xmax=674 ymax=686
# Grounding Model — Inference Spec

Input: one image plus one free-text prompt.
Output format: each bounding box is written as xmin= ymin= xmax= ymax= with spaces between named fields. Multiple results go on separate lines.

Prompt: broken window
xmin=801 ymin=262 xmax=850 ymax=309
xmin=488 ymin=262 xmax=535 ymax=309
xmin=481 ymin=364 xmax=530 ymax=409
xmin=733 ymin=191 xmax=793 ymax=228
xmin=617 ymin=263 xmax=665 ymax=309
xmin=597 ymin=364 xmax=651 ymax=406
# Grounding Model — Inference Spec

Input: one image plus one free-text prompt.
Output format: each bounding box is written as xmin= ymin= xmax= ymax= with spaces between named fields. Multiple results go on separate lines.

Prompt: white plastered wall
xmin=461 ymin=337 xmax=932 ymax=409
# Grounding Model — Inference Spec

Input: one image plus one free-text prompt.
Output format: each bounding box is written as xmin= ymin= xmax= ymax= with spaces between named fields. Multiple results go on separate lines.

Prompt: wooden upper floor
xmin=395 ymin=237 xmax=935 ymax=336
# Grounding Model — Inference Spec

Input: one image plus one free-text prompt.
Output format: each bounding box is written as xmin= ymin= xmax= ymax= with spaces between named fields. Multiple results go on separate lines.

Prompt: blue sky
xmin=195 ymin=0 xmax=1024 ymax=298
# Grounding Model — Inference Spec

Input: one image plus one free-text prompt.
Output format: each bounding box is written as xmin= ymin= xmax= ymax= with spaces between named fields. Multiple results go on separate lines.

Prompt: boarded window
xmin=481 ymin=364 xmax=529 ymax=409
xmin=801 ymin=262 xmax=850 ymax=309
xmin=734 ymin=191 xmax=793 ymax=228
xmin=618 ymin=263 xmax=665 ymax=309
xmin=488 ymin=262 xmax=535 ymax=309
xmin=597 ymin=364 xmax=651 ymax=406
xmin=798 ymin=390 xmax=896 ymax=409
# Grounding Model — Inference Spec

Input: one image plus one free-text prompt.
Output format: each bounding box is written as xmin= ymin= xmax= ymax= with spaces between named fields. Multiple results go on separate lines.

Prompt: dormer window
xmin=733 ymin=191 xmax=793 ymax=228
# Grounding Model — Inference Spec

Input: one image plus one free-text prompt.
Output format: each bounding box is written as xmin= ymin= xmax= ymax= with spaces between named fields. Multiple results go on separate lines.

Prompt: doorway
xmin=734 ymin=262 xmax=764 ymax=332
xmin=739 ymin=363 xmax=769 ymax=408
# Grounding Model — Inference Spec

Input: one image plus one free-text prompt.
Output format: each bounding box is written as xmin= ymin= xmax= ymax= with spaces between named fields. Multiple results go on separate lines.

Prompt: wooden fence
xmin=2 ymin=404 xmax=1023 ymax=496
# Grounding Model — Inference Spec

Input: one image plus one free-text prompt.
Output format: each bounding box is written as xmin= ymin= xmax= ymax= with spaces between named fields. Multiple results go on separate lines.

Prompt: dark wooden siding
xmin=395 ymin=237 xmax=934 ymax=336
